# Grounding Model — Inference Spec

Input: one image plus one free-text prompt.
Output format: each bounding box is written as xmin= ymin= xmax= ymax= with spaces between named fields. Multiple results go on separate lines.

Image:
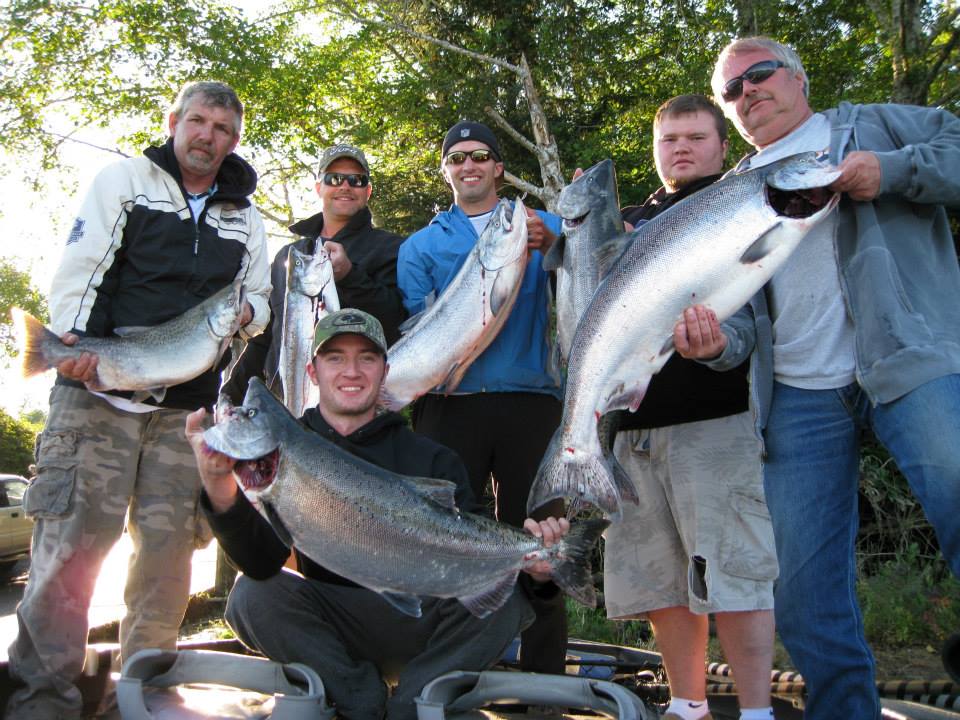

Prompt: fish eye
xmin=245 ymin=408 xmax=257 ymax=418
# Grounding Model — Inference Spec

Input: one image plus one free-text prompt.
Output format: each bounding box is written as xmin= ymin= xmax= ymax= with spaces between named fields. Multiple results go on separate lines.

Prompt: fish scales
xmin=279 ymin=246 xmax=337 ymax=415
xmin=529 ymin=152 xmax=843 ymax=520
xmin=548 ymin=159 xmax=625 ymax=363
xmin=382 ymin=198 xmax=529 ymax=411
xmin=13 ymin=280 xmax=244 ymax=399
xmin=205 ymin=378 xmax=608 ymax=617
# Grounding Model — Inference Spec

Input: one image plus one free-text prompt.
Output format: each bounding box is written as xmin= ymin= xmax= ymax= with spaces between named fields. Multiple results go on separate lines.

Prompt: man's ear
xmin=306 ymin=358 xmax=319 ymax=386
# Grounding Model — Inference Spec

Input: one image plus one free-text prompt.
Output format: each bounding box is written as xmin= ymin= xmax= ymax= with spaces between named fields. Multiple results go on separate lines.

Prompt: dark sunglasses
xmin=444 ymin=149 xmax=494 ymax=165
xmin=721 ymin=60 xmax=786 ymax=102
xmin=322 ymin=172 xmax=370 ymax=188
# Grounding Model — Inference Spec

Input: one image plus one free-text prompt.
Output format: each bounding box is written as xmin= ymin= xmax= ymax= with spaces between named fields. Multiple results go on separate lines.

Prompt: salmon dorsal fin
xmin=405 ymin=477 xmax=459 ymax=511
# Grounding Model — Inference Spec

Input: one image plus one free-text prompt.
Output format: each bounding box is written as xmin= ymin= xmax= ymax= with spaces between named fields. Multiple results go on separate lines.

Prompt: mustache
xmin=744 ymin=94 xmax=772 ymax=113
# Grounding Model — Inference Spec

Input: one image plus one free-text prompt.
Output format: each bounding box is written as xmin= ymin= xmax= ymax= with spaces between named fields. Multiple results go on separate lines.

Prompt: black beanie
xmin=442 ymin=121 xmax=502 ymax=161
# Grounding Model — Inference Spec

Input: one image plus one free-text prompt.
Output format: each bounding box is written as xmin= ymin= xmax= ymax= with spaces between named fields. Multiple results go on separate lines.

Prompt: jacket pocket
xmin=719 ymin=489 xmax=779 ymax=581
xmin=23 ymin=430 xmax=80 ymax=519
xmin=844 ymin=247 xmax=934 ymax=357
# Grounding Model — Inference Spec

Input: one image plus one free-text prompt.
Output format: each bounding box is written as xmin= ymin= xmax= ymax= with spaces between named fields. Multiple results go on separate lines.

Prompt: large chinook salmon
xmin=381 ymin=198 xmax=529 ymax=411
xmin=279 ymin=245 xmax=339 ymax=416
xmin=13 ymin=280 xmax=245 ymax=403
xmin=544 ymin=159 xmax=626 ymax=364
xmin=204 ymin=377 xmax=608 ymax=619
xmin=528 ymin=152 xmax=842 ymax=521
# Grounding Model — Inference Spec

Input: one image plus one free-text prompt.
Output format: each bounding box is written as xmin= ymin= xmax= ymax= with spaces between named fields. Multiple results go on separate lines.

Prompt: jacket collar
xmin=288 ymin=206 xmax=374 ymax=241
xmin=144 ymin=138 xmax=258 ymax=207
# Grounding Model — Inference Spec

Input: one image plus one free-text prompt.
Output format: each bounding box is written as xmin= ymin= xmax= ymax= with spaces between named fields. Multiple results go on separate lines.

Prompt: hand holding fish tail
xmin=674 ymin=305 xmax=728 ymax=360
xmin=525 ymin=207 xmax=557 ymax=253
xmin=55 ymin=332 xmax=99 ymax=383
xmin=185 ymin=407 xmax=239 ymax=513
xmin=523 ymin=516 xmax=571 ymax=582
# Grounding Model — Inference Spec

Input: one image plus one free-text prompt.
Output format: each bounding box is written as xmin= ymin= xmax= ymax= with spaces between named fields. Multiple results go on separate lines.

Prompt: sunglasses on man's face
xmin=322 ymin=172 xmax=370 ymax=188
xmin=721 ymin=60 xmax=786 ymax=102
xmin=444 ymin=149 xmax=494 ymax=165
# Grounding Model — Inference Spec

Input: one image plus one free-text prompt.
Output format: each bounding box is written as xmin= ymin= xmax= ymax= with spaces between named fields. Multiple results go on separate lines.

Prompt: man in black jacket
xmin=222 ymin=144 xmax=406 ymax=403
xmin=603 ymin=95 xmax=777 ymax=720
xmin=187 ymin=309 xmax=568 ymax=720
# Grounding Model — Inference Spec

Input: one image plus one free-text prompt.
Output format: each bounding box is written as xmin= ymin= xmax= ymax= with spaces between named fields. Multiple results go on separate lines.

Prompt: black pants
xmin=226 ymin=573 xmax=533 ymax=720
xmin=413 ymin=391 xmax=568 ymax=674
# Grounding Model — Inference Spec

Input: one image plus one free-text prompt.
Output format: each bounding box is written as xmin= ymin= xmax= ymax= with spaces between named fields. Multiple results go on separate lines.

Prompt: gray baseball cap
xmin=316 ymin=144 xmax=370 ymax=176
xmin=311 ymin=309 xmax=387 ymax=356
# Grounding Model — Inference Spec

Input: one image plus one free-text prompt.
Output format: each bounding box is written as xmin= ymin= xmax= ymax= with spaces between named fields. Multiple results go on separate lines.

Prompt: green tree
xmin=0 ymin=258 xmax=47 ymax=359
xmin=0 ymin=408 xmax=36 ymax=476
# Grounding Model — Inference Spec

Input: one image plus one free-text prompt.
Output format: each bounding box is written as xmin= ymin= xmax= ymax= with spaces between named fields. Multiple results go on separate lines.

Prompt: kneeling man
xmin=186 ymin=309 xmax=568 ymax=720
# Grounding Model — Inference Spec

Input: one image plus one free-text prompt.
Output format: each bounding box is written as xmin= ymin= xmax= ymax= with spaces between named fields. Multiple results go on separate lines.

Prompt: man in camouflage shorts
xmin=6 ymin=81 xmax=271 ymax=719
xmin=604 ymin=94 xmax=777 ymax=720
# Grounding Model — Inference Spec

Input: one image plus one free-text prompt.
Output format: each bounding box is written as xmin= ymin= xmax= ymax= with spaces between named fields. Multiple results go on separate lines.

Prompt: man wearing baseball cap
xmin=397 ymin=121 xmax=568 ymax=675
xmin=186 ymin=308 xmax=571 ymax=720
xmin=223 ymin=143 xmax=407 ymax=404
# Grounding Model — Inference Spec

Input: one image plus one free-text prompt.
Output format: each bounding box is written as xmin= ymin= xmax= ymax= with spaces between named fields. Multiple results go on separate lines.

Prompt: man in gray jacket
xmin=676 ymin=36 xmax=960 ymax=720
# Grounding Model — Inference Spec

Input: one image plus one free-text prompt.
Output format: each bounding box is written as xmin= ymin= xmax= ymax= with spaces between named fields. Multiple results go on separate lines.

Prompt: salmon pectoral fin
xmin=541 ymin=232 xmax=565 ymax=272
xmin=739 ymin=222 xmax=783 ymax=263
xmin=458 ymin=572 xmax=520 ymax=618
xmin=381 ymin=591 xmax=424 ymax=618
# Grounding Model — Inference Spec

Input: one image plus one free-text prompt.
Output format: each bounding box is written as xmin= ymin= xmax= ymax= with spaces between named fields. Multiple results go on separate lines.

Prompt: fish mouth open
xmin=563 ymin=210 xmax=589 ymax=229
xmin=767 ymin=185 xmax=837 ymax=218
xmin=235 ymin=449 xmax=280 ymax=491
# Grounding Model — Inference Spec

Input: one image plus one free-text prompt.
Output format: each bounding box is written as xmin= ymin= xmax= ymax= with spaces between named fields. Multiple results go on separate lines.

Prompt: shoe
xmin=661 ymin=713 xmax=713 ymax=720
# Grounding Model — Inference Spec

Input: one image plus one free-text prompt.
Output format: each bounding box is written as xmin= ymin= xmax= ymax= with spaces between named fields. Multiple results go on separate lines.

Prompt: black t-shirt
xmin=616 ymin=174 xmax=750 ymax=431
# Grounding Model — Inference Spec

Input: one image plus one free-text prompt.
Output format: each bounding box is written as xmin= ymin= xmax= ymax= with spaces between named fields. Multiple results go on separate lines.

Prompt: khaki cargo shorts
xmin=603 ymin=410 xmax=777 ymax=618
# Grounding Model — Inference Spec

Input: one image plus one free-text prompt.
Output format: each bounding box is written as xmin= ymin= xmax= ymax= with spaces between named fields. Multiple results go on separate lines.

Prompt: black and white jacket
xmin=50 ymin=138 xmax=272 ymax=410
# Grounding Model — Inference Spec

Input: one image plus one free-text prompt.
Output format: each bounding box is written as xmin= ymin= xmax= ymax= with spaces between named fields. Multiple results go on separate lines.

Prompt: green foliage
xmin=0 ymin=407 xmax=37 ymax=477
xmin=3 ymin=0 xmax=957 ymax=235
xmin=565 ymin=598 xmax=652 ymax=648
xmin=859 ymin=549 xmax=960 ymax=647
xmin=858 ymin=436 xmax=941 ymax=574
xmin=0 ymin=257 xmax=47 ymax=359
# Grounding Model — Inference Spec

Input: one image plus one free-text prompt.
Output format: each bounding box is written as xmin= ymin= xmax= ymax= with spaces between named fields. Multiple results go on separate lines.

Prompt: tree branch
xmin=503 ymin=171 xmax=542 ymax=202
xmin=484 ymin=106 xmax=539 ymax=156
xmin=323 ymin=1 xmax=522 ymax=75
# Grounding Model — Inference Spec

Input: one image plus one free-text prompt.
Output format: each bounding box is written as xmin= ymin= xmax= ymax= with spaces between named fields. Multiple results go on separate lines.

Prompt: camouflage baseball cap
xmin=316 ymin=144 xmax=370 ymax=176
xmin=312 ymin=309 xmax=388 ymax=356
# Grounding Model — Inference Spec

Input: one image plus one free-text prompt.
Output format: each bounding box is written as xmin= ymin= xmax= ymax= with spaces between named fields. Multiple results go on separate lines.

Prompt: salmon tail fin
xmin=12 ymin=308 xmax=58 ymax=378
xmin=552 ymin=517 xmax=610 ymax=607
xmin=527 ymin=430 xmax=624 ymax=521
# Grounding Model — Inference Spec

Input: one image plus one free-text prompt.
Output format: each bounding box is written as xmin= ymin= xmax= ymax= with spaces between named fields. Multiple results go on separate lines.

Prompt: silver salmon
xmin=204 ymin=377 xmax=608 ymax=618
xmin=14 ymin=280 xmax=245 ymax=402
xmin=544 ymin=159 xmax=626 ymax=363
xmin=528 ymin=152 xmax=842 ymax=520
xmin=279 ymin=245 xmax=339 ymax=416
xmin=382 ymin=198 xmax=529 ymax=411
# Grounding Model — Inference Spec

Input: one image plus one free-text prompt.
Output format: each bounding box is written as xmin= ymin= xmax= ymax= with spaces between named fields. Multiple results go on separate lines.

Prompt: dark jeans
xmin=764 ymin=376 xmax=960 ymax=720
xmin=226 ymin=572 xmax=533 ymax=720
xmin=412 ymin=391 xmax=568 ymax=673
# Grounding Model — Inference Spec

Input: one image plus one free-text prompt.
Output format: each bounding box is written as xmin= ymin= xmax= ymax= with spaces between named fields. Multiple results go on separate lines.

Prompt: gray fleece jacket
xmin=710 ymin=101 xmax=960 ymax=435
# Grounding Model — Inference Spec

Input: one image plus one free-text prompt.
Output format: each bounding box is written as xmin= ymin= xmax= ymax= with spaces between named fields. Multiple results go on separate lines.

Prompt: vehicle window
xmin=2 ymin=480 xmax=27 ymax=507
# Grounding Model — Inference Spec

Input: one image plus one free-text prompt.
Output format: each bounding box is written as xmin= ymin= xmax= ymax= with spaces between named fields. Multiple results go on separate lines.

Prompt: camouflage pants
xmin=5 ymin=385 xmax=208 ymax=720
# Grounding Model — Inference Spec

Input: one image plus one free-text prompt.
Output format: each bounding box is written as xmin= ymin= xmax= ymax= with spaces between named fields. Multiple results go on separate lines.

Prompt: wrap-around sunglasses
xmin=721 ymin=60 xmax=786 ymax=102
